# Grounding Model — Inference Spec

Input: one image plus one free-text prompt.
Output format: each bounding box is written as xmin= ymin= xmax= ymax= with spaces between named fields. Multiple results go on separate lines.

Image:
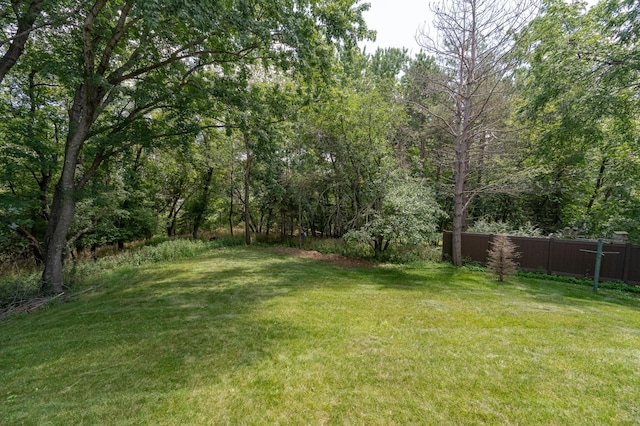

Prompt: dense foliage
xmin=1 ymin=0 xmax=640 ymax=290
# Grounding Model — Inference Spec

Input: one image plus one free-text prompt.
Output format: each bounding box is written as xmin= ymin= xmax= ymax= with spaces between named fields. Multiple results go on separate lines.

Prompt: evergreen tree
xmin=487 ymin=234 xmax=520 ymax=282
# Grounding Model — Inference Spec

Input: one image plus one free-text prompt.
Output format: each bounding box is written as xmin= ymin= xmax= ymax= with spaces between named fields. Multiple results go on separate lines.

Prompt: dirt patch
xmin=269 ymin=247 xmax=374 ymax=268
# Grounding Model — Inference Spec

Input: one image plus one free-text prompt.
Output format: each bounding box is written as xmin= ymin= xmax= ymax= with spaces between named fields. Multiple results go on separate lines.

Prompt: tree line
xmin=1 ymin=0 xmax=639 ymax=291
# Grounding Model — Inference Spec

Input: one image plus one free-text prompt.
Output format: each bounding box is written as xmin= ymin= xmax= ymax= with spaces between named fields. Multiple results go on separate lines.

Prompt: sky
xmin=360 ymin=0 xmax=432 ymax=54
xmin=360 ymin=0 xmax=600 ymax=55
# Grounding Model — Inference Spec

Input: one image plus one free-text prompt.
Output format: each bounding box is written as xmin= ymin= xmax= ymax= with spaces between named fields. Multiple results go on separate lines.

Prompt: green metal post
xmin=593 ymin=239 xmax=603 ymax=293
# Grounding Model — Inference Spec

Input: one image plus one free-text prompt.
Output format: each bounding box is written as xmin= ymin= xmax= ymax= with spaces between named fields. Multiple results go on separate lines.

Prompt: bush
xmin=517 ymin=271 xmax=640 ymax=295
xmin=468 ymin=219 xmax=544 ymax=237
xmin=487 ymin=234 xmax=520 ymax=282
xmin=65 ymin=238 xmax=217 ymax=287
xmin=385 ymin=243 xmax=443 ymax=264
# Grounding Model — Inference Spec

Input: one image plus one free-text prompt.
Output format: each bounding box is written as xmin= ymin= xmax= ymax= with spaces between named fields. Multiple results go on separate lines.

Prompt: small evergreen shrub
xmin=487 ymin=234 xmax=520 ymax=282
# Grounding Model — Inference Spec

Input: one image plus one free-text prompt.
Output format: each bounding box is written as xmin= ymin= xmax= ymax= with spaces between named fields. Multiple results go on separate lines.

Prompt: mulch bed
xmin=269 ymin=247 xmax=374 ymax=268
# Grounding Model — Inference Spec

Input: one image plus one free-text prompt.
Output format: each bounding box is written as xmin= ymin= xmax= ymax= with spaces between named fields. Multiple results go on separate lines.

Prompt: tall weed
xmin=2 ymin=236 xmax=246 ymax=307
xmin=0 ymin=272 xmax=41 ymax=310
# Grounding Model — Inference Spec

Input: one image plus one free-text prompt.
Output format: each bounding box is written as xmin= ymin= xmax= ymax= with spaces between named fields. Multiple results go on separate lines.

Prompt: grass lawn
xmin=1 ymin=246 xmax=640 ymax=424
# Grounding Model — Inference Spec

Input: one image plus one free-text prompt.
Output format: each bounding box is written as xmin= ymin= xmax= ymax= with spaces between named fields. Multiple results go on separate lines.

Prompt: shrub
xmin=487 ymin=234 xmax=520 ymax=282
xmin=469 ymin=219 xmax=543 ymax=237
xmin=343 ymin=174 xmax=444 ymax=261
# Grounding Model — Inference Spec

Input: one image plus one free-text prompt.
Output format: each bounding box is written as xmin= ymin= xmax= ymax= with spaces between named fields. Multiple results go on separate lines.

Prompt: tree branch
xmin=97 ymin=1 xmax=136 ymax=76
xmin=0 ymin=0 xmax=44 ymax=83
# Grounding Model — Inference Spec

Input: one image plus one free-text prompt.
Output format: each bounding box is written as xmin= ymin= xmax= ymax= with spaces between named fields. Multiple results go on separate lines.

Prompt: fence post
xmin=442 ymin=231 xmax=450 ymax=262
xmin=592 ymin=239 xmax=604 ymax=293
xmin=546 ymin=238 xmax=554 ymax=275
xmin=623 ymin=243 xmax=632 ymax=284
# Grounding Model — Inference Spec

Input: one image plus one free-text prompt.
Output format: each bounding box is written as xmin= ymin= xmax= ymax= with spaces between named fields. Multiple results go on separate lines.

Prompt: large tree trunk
xmin=451 ymin=0 xmax=477 ymax=267
xmin=452 ymin=143 xmax=469 ymax=266
xmin=42 ymin=53 xmax=105 ymax=292
xmin=451 ymin=80 xmax=472 ymax=266
xmin=42 ymin=125 xmax=88 ymax=293
xmin=41 ymin=1 xmax=110 ymax=293
xmin=244 ymin=134 xmax=253 ymax=245
xmin=192 ymin=167 xmax=214 ymax=239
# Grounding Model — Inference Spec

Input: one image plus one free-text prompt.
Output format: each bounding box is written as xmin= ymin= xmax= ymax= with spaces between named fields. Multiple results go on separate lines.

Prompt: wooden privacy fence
xmin=442 ymin=231 xmax=640 ymax=285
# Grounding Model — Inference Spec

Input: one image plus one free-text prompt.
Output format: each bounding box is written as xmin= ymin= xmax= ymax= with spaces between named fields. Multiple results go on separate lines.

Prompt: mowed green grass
xmin=1 ymin=246 xmax=640 ymax=425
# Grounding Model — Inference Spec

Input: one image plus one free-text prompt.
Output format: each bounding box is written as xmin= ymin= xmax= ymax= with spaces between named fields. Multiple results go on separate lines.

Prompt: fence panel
xmin=549 ymin=239 xmax=597 ymax=278
xmin=442 ymin=232 xmax=639 ymax=285
xmin=509 ymin=236 xmax=550 ymax=273
xmin=462 ymin=233 xmax=491 ymax=262
xmin=626 ymin=245 xmax=640 ymax=285
xmin=598 ymin=242 xmax=627 ymax=282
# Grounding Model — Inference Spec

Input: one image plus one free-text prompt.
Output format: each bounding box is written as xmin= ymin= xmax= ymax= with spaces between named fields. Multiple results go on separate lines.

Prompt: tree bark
xmin=42 ymin=120 xmax=89 ymax=293
xmin=192 ymin=167 xmax=214 ymax=239
xmin=586 ymin=157 xmax=608 ymax=215
xmin=451 ymin=0 xmax=477 ymax=267
xmin=0 ymin=1 xmax=44 ymax=83
xmin=243 ymin=134 xmax=253 ymax=245
xmin=452 ymin=154 xmax=469 ymax=263
xmin=41 ymin=1 xmax=110 ymax=293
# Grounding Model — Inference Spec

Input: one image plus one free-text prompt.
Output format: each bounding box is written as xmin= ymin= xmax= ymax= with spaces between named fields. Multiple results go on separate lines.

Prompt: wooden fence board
xmin=442 ymin=232 xmax=640 ymax=286
xmin=626 ymin=245 xmax=640 ymax=285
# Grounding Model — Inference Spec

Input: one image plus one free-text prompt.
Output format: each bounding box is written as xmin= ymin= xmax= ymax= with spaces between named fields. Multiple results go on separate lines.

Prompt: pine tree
xmin=487 ymin=235 xmax=520 ymax=282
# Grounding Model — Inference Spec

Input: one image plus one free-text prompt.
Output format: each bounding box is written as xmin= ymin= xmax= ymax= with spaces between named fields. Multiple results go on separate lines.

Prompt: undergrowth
xmin=279 ymin=236 xmax=442 ymax=263
xmin=461 ymin=260 xmax=640 ymax=296
xmin=517 ymin=270 xmax=640 ymax=295
xmin=0 ymin=235 xmax=246 ymax=310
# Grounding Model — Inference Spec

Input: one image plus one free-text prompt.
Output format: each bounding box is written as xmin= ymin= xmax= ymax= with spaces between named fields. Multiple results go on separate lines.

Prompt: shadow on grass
xmin=0 ymin=249 xmax=323 ymax=421
xmin=0 ymin=247 xmax=449 ymax=421
xmin=511 ymin=273 xmax=640 ymax=310
xmin=2 ymin=246 xmax=639 ymax=424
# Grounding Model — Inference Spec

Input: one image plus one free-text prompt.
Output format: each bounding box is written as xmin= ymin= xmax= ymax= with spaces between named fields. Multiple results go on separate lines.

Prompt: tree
xmin=487 ymin=234 xmax=520 ymax=282
xmin=416 ymin=0 xmax=538 ymax=266
xmin=32 ymin=0 xmax=369 ymax=293
xmin=516 ymin=0 xmax=640 ymax=240
xmin=216 ymin=76 xmax=298 ymax=245
xmin=291 ymin=47 xmax=411 ymax=240
xmin=402 ymin=53 xmax=449 ymax=179
xmin=0 ymin=0 xmax=46 ymax=83
xmin=185 ymin=133 xmax=224 ymax=240
xmin=344 ymin=172 xmax=443 ymax=260
xmin=0 ymin=60 xmax=67 ymax=264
